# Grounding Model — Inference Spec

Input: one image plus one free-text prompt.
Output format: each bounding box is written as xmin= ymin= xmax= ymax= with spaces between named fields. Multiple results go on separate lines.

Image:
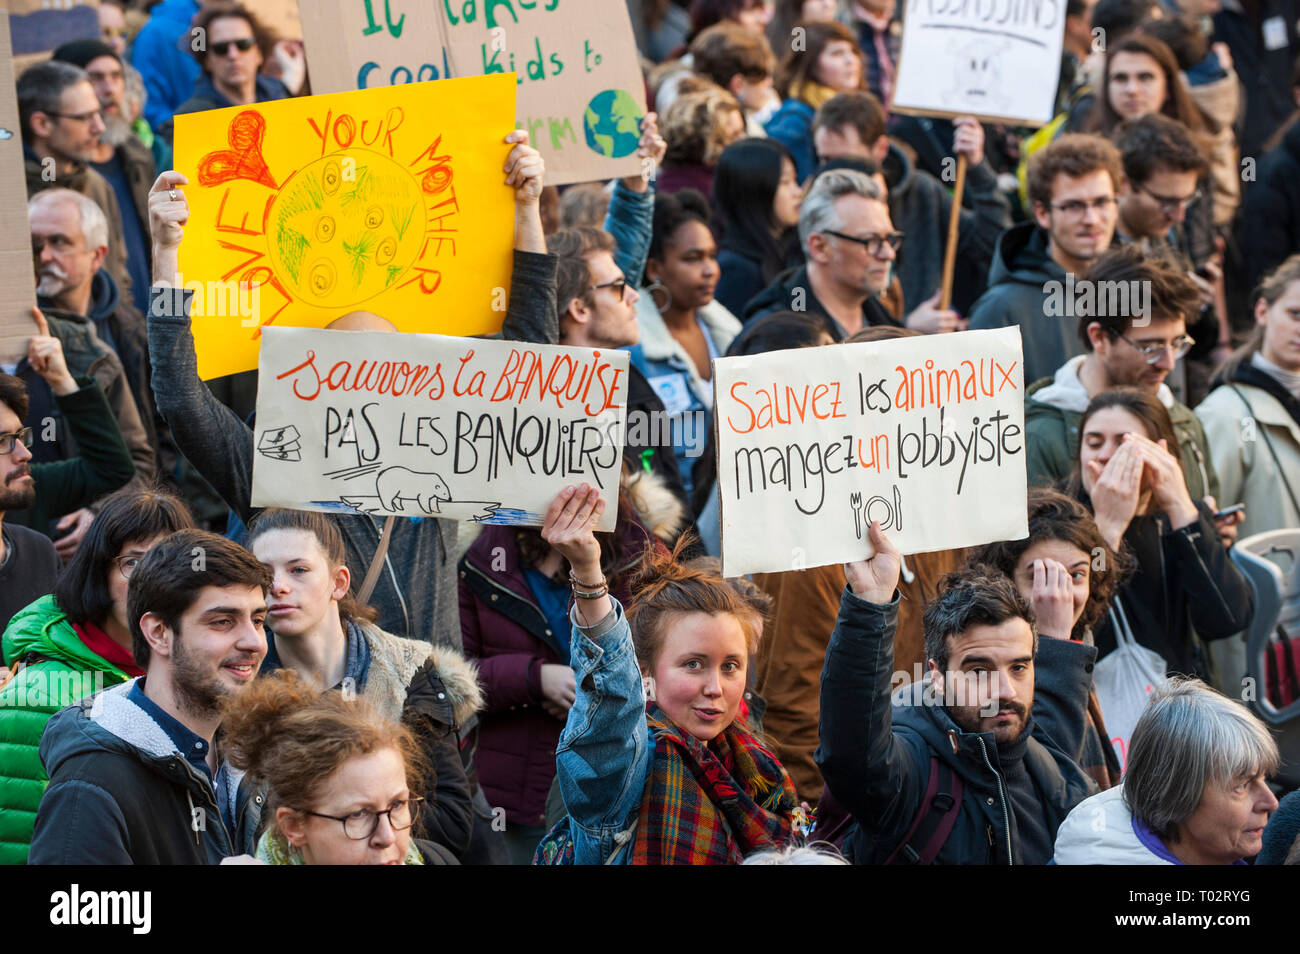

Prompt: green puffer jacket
xmin=0 ymin=595 xmax=133 ymax=864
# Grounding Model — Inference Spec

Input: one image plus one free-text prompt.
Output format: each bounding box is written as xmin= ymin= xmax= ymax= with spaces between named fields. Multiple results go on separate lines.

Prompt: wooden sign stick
xmin=938 ymin=152 xmax=967 ymax=312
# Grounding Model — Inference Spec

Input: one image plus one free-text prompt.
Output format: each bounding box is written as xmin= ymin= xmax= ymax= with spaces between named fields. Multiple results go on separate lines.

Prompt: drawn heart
xmin=197 ymin=110 xmax=277 ymax=189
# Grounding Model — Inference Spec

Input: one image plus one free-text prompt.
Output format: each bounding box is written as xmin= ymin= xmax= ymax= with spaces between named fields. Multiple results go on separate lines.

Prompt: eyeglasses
xmin=45 ymin=109 xmax=103 ymax=125
xmin=1138 ymin=183 xmax=1201 ymax=215
xmin=820 ymin=230 xmax=904 ymax=256
xmin=588 ymin=277 xmax=631 ymax=299
xmin=1112 ymin=330 xmax=1196 ymax=363
xmin=113 ymin=554 xmax=143 ymax=581
xmin=0 ymin=427 xmax=33 ymax=455
xmin=301 ymin=796 xmax=424 ymax=840
xmin=211 ymin=38 xmax=257 ymax=56
xmin=1048 ymin=196 xmax=1118 ymax=217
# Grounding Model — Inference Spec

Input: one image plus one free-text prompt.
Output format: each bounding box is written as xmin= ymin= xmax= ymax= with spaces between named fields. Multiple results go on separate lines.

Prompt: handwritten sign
xmin=299 ymin=0 xmax=646 ymax=185
xmin=891 ymin=0 xmax=1065 ymax=125
xmin=0 ymin=10 xmax=37 ymax=363
xmin=173 ymin=73 xmax=516 ymax=380
xmin=251 ymin=326 xmax=628 ymax=531
xmin=715 ymin=328 xmax=1028 ymax=577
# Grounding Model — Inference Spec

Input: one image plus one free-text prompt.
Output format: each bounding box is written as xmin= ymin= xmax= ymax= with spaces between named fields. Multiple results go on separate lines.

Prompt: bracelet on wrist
xmin=572 ymin=584 xmax=609 ymax=601
xmin=568 ymin=569 xmax=605 ymax=590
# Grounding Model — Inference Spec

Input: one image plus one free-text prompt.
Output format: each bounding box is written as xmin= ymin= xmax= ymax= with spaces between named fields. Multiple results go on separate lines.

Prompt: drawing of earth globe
xmin=266 ymin=150 xmax=425 ymax=308
xmin=583 ymin=89 xmax=643 ymax=158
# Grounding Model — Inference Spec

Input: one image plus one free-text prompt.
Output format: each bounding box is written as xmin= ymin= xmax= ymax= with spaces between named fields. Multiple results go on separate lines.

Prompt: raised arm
xmin=145 ymin=171 xmax=260 ymax=522
xmin=501 ymin=130 xmax=558 ymax=345
xmin=604 ymin=113 xmax=665 ymax=289
xmin=816 ymin=523 xmax=929 ymax=861
xmin=542 ymin=485 xmax=650 ymax=863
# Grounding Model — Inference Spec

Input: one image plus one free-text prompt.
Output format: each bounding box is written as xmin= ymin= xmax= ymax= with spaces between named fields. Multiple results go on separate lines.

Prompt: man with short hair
xmin=745 ymin=168 xmax=903 ymax=338
xmin=30 ymin=529 xmax=270 ymax=864
xmin=690 ymin=21 xmax=779 ymax=133
xmin=1024 ymin=245 xmax=1220 ymax=502
xmin=51 ymin=38 xmax=158 ymax=316
xmin=18 ymin=60 xmax=134 ymax=308
xmin=817 ymin=524 xmax=1097 ymax=864
xmin=969 ymin=134 xmax=1122 ymax=384
xmin=812 ymin=91 xmax=1010 ymax=321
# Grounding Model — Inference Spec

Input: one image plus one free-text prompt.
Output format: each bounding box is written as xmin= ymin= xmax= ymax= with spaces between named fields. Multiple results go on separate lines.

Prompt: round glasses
xmin=301 ymin=796 xmax=424 ymax=840
xmin=1113 ymin=330 xmax=1196 ymax=363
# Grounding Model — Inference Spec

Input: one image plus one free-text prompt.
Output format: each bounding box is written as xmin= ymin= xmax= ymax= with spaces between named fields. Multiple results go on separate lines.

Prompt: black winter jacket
xmin=30 ymin=682 xmax=263 ymax=864
xmin=743 ymin=265 xmax=902 ymax=338
xmin=817 ymin=588 xmax=1098 ymax=865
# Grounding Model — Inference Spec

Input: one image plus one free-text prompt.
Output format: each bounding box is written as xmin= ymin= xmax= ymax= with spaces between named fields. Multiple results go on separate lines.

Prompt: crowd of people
xmin=1 ymin=0 xmax=1299 ymax=866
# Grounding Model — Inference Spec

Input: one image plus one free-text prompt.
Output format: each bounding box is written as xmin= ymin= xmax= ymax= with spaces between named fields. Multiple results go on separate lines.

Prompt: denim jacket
xmin=554 ymin=597 xmax=653 ymax=865
xmin=604 ymin=179 xmax=653 ymax=290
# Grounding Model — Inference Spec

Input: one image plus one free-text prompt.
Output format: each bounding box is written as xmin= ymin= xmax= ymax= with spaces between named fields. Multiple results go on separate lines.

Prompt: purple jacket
xmin=459 ymin=520 xmax=660 ymax=827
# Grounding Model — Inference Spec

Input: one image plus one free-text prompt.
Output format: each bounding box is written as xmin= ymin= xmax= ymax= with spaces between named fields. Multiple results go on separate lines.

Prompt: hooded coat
xmin=968 ymin=222 xmax=1085 ymax=387
xmin=816 ymin=588 xmax=1098 ymax=865
xmin=1196 ymin=356 xmax=1300 ymax=538
xmin=29 ymin=681 xmax=264 ymax=864
xmin=0 ymin=595 xmax=136 ymax=864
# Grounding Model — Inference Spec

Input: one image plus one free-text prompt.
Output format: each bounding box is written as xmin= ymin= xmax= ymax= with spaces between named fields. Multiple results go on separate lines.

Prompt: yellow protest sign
xmin=173 ymin=73 xmax=517 ymax=380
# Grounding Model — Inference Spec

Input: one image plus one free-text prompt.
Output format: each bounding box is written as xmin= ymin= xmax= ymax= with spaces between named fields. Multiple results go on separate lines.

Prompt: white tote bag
xmin=1092 ymin=598 xmax=1168 ymax=772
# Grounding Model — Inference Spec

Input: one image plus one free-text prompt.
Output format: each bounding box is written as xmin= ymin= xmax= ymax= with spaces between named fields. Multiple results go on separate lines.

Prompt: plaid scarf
xmin=631 ymin=705 xmax=797 ymax=865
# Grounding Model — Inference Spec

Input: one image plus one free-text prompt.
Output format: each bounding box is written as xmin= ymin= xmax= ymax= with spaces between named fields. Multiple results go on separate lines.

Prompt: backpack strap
xmin=884 ymin=755 xmax=965 ymax=865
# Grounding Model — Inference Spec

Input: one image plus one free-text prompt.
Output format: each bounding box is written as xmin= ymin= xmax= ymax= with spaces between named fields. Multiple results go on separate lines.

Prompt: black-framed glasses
xmin=0 ymin=427 xmax=33 ymax=455
xmin=1112 ymin=330 xmax=1196 ymax=363
xmin=301 ymin=796 xmax=424 ymax=840
xmin=212 ymin=38 xmax=257 ymax=56
xmin=113 ymin=554 xmax=143 ymax=581
xmin=1048 ymin=196 xmax=1117 ymax=217
xmin=45 ymin=109 xmax=102 ymax=125
xmin=1138 ymin=183 xmax=1201 ymax=215
xmin=820 ymin=230 xmax=903 ymax=256
xmin=589 ymin=276 xmax=630 ymax=299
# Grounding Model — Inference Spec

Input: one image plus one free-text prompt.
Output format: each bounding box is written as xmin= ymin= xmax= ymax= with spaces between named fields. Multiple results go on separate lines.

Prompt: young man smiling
xmin=30 ymin=530 xmax=272 ymax=864
xmin=816 ymin=522 xmax=1098 ymax=864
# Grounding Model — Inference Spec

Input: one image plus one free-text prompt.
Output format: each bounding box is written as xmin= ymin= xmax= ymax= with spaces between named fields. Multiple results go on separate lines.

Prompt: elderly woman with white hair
xmin=1054 ymin=679 xmax=1279 ymax=865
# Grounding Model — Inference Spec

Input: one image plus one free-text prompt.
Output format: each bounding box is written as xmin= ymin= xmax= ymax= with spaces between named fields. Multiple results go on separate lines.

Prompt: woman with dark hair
xmin=1196 ymin=254 xmax=1300 ymax=537
xmin=1086 ymin=33 xmax=1211 ymax=138
xmin=0 ymin=487 xmax=193 ymax=864
xmin=970 ymin=488 xmax=1131 ymax=789
xmin=632 ymin=189 xmax=741 ymax=497
xmin=765 ymin=19 xmax=865 ymax=181
xmin=246 ymin=508 xmax=483 ymax=861
xmin=1068 ymin=387 xmax=1252 ymax=681
xmin=459 ymin=475 xmax=674 ymax=863
xmin=712 ymin=137 xmax=804 ymax=316
xmin=534 ymin=485 xmax=799 ymax=864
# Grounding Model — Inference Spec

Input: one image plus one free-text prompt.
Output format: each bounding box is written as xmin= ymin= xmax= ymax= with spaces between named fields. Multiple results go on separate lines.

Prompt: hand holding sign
xmin=504 ymin=129 xmax=546 ymax=206
xmin=621 ymin=111 xmax=666 ymax=194
xmin=844 ymin=522 xmax=901 ymax=606
xmin=542 ymin=484 xmax=610 ymax=627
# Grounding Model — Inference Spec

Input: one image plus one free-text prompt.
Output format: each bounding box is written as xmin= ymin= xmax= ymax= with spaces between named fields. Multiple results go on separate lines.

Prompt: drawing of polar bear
xmin=375 ymin=467 xmax=451 ymax=514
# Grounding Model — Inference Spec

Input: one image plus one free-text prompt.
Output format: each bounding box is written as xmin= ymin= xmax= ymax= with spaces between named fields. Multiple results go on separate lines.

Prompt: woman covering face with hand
xmin=1068 ymin=387 xmax=1252 ymax=681
xmin=533 ymin=484 xmax=799 ymax=865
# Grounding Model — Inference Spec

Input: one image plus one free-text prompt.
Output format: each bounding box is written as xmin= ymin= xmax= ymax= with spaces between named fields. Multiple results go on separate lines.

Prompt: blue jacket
xmin=551 ymin=599 xmax=652 ymax=865
xmin=603 ymin=180 xmax=653 ymax=289
xmin=130 ymin=0 xmax=201 ymax=132
xmin=817 ymin=587 xmax=1098 ymax=865
xmin=764 ymin=99 xmax=817 ymax=183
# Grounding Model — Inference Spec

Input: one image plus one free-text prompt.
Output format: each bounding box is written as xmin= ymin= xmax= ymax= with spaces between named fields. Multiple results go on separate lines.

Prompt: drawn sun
xmin=265 ymin=150 xmax=424 ymax=308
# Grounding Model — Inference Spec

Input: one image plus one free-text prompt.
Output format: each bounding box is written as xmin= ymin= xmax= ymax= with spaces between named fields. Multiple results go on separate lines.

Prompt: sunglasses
xmin=211 ymin=37 xmax=257 ymax=56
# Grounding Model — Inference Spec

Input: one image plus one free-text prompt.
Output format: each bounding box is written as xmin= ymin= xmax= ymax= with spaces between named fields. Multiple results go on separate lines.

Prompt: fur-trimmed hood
xmin=621 ymin=466 xmax=686 ymax=545
xmin=358 ymin=623 xmax=483 ymax=727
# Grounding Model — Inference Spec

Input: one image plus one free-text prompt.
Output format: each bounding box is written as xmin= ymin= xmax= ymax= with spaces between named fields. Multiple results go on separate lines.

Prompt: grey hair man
xmin=744 ymin=168 xmax=903 ymax=339
xmin=18 ymin=59 xmax=136 ymax=312
xmin=1054 ymin=679 xmax=1279 ymax=864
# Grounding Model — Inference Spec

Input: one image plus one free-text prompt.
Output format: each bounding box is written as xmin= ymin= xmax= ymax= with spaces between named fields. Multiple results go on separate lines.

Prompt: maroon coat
xmin=459 ymin=520 xmax=660 ymax=828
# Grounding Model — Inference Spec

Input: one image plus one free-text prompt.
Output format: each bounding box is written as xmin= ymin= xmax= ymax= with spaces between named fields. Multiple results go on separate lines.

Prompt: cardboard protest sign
xmin=251 ymin=326 xmax=628 ymax=531
xmin=300 ymin=0 xmax=646 ymax=185
xmin=890 ymin=0 xmax=1065 ymax=126
xmin=715 ymin=327 xmax=1028 ymax=577
xmin=0 ymin=9 xmax=37 ymax=364
xmin=173 ymin=72 xmax=516 ymax=380
xmin=8 ymin=0 xmax=100 ymax=74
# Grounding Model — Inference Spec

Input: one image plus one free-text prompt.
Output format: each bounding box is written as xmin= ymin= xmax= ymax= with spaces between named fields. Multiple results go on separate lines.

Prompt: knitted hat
xmin=50 ymin=39 xmax=121 ymax=70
